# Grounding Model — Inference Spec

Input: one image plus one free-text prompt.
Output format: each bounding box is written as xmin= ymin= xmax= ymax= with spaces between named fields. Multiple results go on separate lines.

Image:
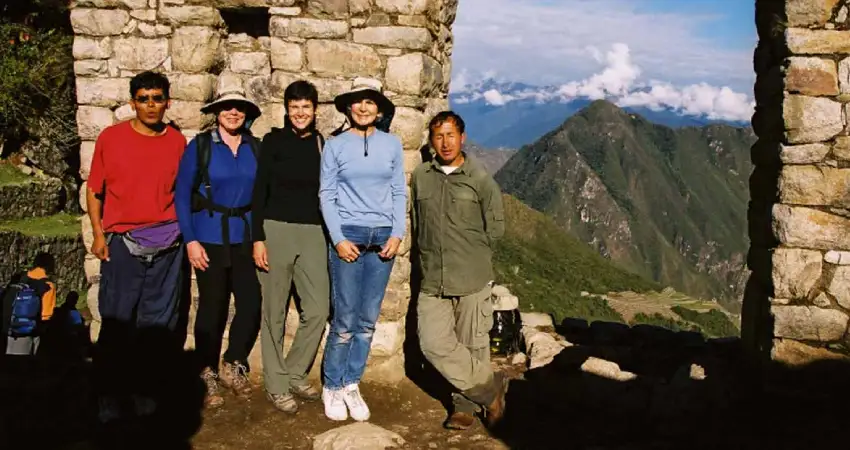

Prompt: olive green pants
xmin=417 ymin=285 xmax=494 ymax=412
xmin=260 ymin=221 xmax=330 ymax=395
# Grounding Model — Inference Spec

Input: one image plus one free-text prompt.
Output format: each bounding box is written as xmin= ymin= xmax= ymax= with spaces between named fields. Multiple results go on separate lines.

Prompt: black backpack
xmin=190 ymin=130 xmax=261 ymax=218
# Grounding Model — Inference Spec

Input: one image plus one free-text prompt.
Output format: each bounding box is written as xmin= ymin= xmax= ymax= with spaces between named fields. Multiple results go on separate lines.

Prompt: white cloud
xmin=482 ymin=89 xmax=508 ymax=106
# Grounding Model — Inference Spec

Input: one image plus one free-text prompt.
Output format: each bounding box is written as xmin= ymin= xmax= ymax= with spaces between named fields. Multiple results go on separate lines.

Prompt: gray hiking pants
xmin=6 ymin=336 xmax=40 ymax=355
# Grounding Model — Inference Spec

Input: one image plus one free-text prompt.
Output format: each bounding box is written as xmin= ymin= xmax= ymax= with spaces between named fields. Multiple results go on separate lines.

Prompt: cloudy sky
xmin=450 ymin=0 xmax=756 ymax=121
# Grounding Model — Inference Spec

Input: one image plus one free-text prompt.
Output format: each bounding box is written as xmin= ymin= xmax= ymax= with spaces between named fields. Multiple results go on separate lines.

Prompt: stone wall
xmin=71 ymin=0 xmax=459 ymax=383
xmin=746 ymin=0 xmax=850 ymax=366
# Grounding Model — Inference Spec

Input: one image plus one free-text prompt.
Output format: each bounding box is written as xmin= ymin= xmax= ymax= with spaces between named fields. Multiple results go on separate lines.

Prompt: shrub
xmin=671 ymin=306 xmax=739 ymax=338
xmin=630 ymin=312 xmax=696 ymax=333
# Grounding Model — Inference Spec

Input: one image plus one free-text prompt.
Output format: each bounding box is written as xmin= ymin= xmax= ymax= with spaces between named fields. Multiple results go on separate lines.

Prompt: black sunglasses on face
xmin=134 ymin=95 xmax=167 ymax=104
xmin=217 ymin=102 xmax=248 ymax=113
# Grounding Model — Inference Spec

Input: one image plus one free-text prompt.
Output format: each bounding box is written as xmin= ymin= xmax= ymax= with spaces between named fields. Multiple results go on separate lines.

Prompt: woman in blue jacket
xmin=175 ymin=88 xmax=262 ymax=409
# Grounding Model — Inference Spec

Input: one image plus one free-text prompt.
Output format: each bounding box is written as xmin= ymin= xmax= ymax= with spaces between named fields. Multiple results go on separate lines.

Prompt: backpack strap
xmin=315 ymin=134 xmax=324 ymax=154
xmin=191 ymin=131 xmax=214 ymax=218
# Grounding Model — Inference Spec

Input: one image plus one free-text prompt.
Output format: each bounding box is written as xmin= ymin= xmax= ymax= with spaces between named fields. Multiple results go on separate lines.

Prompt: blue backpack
xmin=6 ymin=281 xmax=43 ymax=337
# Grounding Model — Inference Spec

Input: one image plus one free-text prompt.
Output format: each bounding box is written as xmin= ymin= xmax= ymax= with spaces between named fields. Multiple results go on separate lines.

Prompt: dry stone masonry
xmin=71 ymin=0 xmax=459 ymax=383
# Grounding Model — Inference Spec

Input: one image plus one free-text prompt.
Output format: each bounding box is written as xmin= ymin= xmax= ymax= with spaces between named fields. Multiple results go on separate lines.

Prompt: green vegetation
xmin=671 ymin=305 xmax=739 ymax=338
xmin=630 ymin=312 xmax=697 ymax=333
xmin=0 ymin=213 xmax=80 ymax=237
xmin=0 ymin=162 xmax=30 ymax=186
xmin=494 ymin=194 xmax=661 ymax=324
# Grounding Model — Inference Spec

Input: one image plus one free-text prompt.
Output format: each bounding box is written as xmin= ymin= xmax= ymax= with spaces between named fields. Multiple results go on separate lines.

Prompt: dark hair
xmin=284 ymin=80 xmax=319 ymax=107
xmin=129 ymin=71 xmax=170 ymax=99
xmin=428 ymin=111 xmax=465 ymax=138
xmin=32 ymin=252 xmax=55 ymax=275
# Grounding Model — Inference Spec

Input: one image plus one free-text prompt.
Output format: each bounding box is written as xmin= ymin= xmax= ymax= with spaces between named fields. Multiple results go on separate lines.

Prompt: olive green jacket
xmin=410 ymin=153 xmax=505 ymax=297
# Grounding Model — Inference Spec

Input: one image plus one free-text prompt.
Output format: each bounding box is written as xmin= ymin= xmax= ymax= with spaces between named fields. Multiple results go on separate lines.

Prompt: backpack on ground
xmin=4 ymin=277 xmax=46 ymax=338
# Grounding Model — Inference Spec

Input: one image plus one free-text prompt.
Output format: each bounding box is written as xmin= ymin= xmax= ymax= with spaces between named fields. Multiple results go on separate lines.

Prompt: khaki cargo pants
xmin=417 ymin=285 xmax=494 ymax=413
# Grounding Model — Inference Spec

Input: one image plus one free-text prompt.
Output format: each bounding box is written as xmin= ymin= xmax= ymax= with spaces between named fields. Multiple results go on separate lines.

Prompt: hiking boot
xmin=322 ymin=387 xmax=348 ymax=421
xmin=343 ymin=384 xmax=370 ymax=422
xmin=290 ymin=383 xmax=321 ymax=402
xmin=267 ymin=392 xmax=298 ymax=414
xmin=220 ymin=361 xmax=252 ymax=399
xmin=484 ymin=373 xmax=509 ymax=428
xmin=201 ymin=368 xmax=225 ymax=408
xmin=444 ymin=411 xmax=476 ymax=430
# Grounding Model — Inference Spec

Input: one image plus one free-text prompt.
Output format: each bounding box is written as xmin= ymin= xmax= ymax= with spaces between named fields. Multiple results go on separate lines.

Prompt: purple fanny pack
xmin=128 ymin=220 xmax=182 ymax=248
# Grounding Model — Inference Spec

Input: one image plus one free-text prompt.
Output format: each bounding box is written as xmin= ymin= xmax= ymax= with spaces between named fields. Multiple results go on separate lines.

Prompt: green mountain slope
xmin=495 ymin=100 xmax=755 ymax=312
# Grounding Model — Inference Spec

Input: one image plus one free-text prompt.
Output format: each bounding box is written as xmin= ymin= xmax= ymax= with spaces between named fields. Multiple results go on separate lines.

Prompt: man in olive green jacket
xmin=411 ymin=111 xmax=507 ymax=430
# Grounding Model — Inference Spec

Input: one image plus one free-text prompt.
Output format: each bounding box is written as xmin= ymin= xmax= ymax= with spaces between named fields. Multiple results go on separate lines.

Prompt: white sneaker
xmin=343 ymin=384 xmax=370 ymax=422
xmin=323 ymin=387 xmax=348 ymax=421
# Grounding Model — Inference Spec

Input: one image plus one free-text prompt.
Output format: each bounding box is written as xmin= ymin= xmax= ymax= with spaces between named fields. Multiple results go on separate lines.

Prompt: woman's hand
xmin=187 ymin=241 xmax=209 ymax=271
xmin=379 ymin=237 xmax=402 ymax=260
xmin=335 ymin=240 xmax=361 ymax=263
xmin=253 ymin=241 xmax=269 ymax=271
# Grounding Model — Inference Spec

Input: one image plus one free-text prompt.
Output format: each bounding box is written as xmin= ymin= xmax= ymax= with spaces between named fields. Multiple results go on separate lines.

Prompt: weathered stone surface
xmin=170 ymin=73 xmax=216 ymax=102
xmin=375 ymin=0 xmax=427 ymax=15
xmin=520 ymin=312 xmax=554 ymax=329
xmin=771 ymin=338 xmax=850 ymax=366
xmin=825 ymin=250 xmax=850 ymax=265
xmin=773 ymin=205 xmax=850 ymax=250
xmin=79 ymin=141 xmax=96 ymax=180
xmin=308 ymin=77 xmax=352 ymax=102
xmin=828 ymin=266 xmax=850 ymax=309
xmin=361 ymin=352 xmax=405 ymax=385
xmin=113 ymin=37 xmax=169 ymax=70
xmin=74 ymin=0 xmax=147 ymax=6
xmin=114 ymin=104 xmax=135 ymax=122
xmin=813 ymin=292 xmax=832 ymax=307
xmin=129 ymin=9 xmax=156 ymax=22
xmin=216 ymin=71 xmax=246 ymax=95
xmin=71 ymin=9 xmax=130 ymax=36
xmin=786 ymin=0 xmax=841 ymax=27
xmin=77 ymin=106 xmax=114 ymax=141
xmin=390 ymin=107 xmax=426 ymax=150
xmin=138 ymin=23 xmax=172 ymax=37
xmin=581 ymin=356 xmax=638 ymax=381
xmin=786 ymin=57 xmax=838 ymax=96
xmin=269 ymin=6 xmax=301 ymax=15
xmin=779 ymin=165 xmax=850 ymax=206
xmin=76 ymin=77 xmax=130 ymax=108
xmin=307 ymin=0 xmax=350 ymax=18
xmin=397 ymin=14 xmax=427 ymax=27
xmin=226 ymin=33 xmax=261 ymax=52
xmin=245 ymin=76 xmax=274 ymax=104
xmin=787 ymin=29 xmax=850 ymax=55
xmin=73 ymin=36 xmax=112 ymax=59
xmin=84 ymin=253 xmax=100 ymax=284
xmin=370 ymin=320 xmax=404 ymax=357
xmin=87 ymin=282 xmax=100 ymax=323
xmin=74 ymin=60 xmax=108 ymax=77
xmin=312 ymin=423 xmax=405 ymax=450
xmin=783 ymin=94 xmax=843 ymax=144
xmin=772 ymin=248 xmax=822 ymax=299
xmin=837 ymin=56 xmax=850 ymax=94
xmin=269 ymin=17 xmax=290 ymax=37
xmin=158 ymin=6 xmax=223 ymax=26
xmin=270 ymin=38 xmax=304 ymax=71
xmin=317 ymin=104 xmax=347 ymax=138
xmin=772 ymin=305 xmax=848 ymax=342
xmin=353 ymin=26 xmax=432 ymax=50
xmin=385 ymin=53 xmax=440 ymax=95
xmin=166 ymin=101 xmax=212 ymax=130
xmin=230 ymin=52 xmax=271 ymax=75
xmin=832 ymin=136 xmax=850 ymax=161
xmin=289 ymin=18 xmax=349 ymax=38
xmin=522 ymin=326 xmax=569 ymax=369
xmin=249 ymin=103 xmax=285 ymax=138
xmin=780 ymin=143 xmax=829 ymax=164
xmin=350 ymin=0 xmax=371 ymax=14
xmin=402 ymin=149 xmax=421 ymax=174
xmin=307 ymin=40 xmax=383 ymax=77
xmin=172 ymin=27 xmax=222 ymax=73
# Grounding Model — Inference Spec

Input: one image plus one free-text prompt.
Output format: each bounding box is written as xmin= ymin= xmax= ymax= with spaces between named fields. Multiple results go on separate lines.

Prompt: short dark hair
xmin=32 ymin=252 xmax=55 ymax=275
xmin=129 ymin=71 xmax=170 ymax=99
xmin=428 ymin=111 xmax=465 ymax=138
xmin=284 ymin=80 xmax=318 ymax=108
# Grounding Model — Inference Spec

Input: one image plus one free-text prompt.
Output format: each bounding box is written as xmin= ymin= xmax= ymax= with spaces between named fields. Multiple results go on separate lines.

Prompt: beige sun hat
xmin=201 ymin=87 xmax=262 ymax=121
xmin=333 ymin=77 xmax=395 ymax=117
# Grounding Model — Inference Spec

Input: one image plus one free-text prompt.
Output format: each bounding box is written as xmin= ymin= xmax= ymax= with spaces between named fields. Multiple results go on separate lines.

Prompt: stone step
xmin=0 ymin=174 xmax=67 ymax=221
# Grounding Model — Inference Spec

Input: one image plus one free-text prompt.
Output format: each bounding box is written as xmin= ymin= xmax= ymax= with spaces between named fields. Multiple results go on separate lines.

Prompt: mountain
xmin=494 ymin=100 xmax=755 ymax=313
xmin=450 ymin=80 xmax=749 ymax=149
xmin=464 ymin=142 xmax=516 ymax=175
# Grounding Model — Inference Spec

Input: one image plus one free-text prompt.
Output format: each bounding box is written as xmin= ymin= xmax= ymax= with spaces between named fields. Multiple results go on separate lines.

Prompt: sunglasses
xmin=134 ymin=94 xmax=167 ymax=104
xmin=217 ymin=102 xmax=248 ymax=113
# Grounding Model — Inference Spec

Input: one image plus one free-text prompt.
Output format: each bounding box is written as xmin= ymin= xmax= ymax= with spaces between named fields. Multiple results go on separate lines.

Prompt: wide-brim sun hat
xmin=201 ymin=88 xmax=262 ymax=121
xmin=334 ymin=77 xmax=395 ymax=118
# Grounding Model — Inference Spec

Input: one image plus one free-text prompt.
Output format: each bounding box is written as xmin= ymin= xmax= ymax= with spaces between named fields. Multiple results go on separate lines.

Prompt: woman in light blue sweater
xmin=319 ymin=78 xmax=407 ymax=422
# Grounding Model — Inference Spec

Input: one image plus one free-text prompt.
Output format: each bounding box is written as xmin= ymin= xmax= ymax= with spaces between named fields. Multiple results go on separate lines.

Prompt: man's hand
xmin=379 ymin=237 xmax=402 ymax=260
xmin=91 ymin=233 xmax=110 ymax=261
xmin=253 ymin=241 xmax=269 ymax=271
xmin=187 ymin=241 xmax=210 ymax=271
xmin=335 ymin=240 xmax=360 ymax=263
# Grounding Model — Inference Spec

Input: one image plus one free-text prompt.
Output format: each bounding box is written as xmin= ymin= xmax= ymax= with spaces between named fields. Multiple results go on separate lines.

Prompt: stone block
xmin=390 ymin=106 xmax=426 ymax=150
xmin=307 ymin=0 xmax=350 ymax=18
xmin=76 ymin=77 xmax=130 ymax=108
xmin=113 ymin=37 xmax=169 ymax=71
xmin=353 ymin=26 xmax=432 ymax=50
xmin=269 ymin=17 xmax=290 ymax=37
xmin=397 ymin=15 xmax=428 ymax=27
xmin=837 ymin=56 xmax=850 ymax=94
xmin=828 ymin=266 xmax=850 ymax=309
xmin=825 ymin=250 xmax=850 ymax=265
xmin=229 ymin=52 xmax=271 ymax=75
xmin=832 ymin=136 xmax=850 ymax=161
xmin=289 ymin=18 xmax=349 ymax=38
xmin=403 ymin=149 xmax=421 ymax=173
xmin=786 ymin=0 xmax=841 ymax=27
xmin=779 ymin=165 xmax=850 ymax=206
xmin=80 ymin=141 xmax=96 ymax=181
xmin=71 ymin=9 xmax=130 ymax=36
xmin=249 ymin=103 xmax=285 ymax=138
xmin=783 ymin=94 xmax=843 ymax=144
xmin=771 ymin=338 xmax=850 ymax=365
xmin=84 ymin=253 xmax=101 ymax=285
xmin=370 ymin=319 xmax=405 ymax=358
xmin=87 ymin=283 xmax=101 ymax=323
xmin=306 ymin=40 xmax=382 ymax=77
xmin=216 ymin=71 xmax=246 ymax=95
xmin=772 ymin=248 xmax=823 ymax=299
xmin=73 ymin=36 xmax=112 ymax=59
xmin=350 ymin=0 xmax=371 ymax=14
xmin=773 ymin=204 xmax=850 ymax=250
xmin=77 ymin=106 xmax=115 ymax=141
xmin=138 ymin=23 xmax=172 ymax=37
xmin=771 ymin=305 xmax=849 ymax=342
xmin=313 ymin=423 xmax=406 ymax=450
xmin=172 ymin=26 xmax=222 ymax=73
xmin=166 ymin=100 xmax=212 ymax=130
xmin=74 ymin=60 xmax=109 ymax=77
xmin=786 ymin=57 xmax=838 ymax=96
xmin=169 ymin=73 xmax=217 ymax=102
xmin=79 ymin=181 xmax=88 ymax=212
xmin=269 ymin=6 xmax=301 ymax=15
xmin=787 ymin=29 xmax=850 ymax=54
xmin=385 ymin=53 xmax=440 ymax=96
xmin=307 ymin=77 xmax=352 ymax=103
xmin=73 ymin=0 xmax=146 ymax=6
xmin=780 ymin=143 xmax=829 ymax=164
xmin=375 ymin=0 xmax=427 ymax=15
xmin=158 ymin=6 xmax=223 ymax=26
xmin=114 ymin=104 xmax=135 ymax=121
xmin=270 ymin=38 xmax=304 ymax=71
xmin=129 ymin=9 xmax=157 ymax=22
xmin=361 ymin=352 xmax=405 ymax=385
xmin=226 ymin=33 xmax=261 ymax=52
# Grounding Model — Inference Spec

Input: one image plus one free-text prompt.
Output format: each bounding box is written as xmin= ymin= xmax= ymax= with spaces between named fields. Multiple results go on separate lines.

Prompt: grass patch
xmin=0 ymin=162 xmax=30 ymax=186
xmin=671 ymin=305 xmax=739 ymax=338
xmin=630 ymin=312 xmax=697 ymax=333
xmin=0 ymin=213 xmax=80 ymax=237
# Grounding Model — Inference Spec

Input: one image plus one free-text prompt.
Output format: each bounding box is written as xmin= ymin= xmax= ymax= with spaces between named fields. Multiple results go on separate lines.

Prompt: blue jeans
xmin=322 ymin=225 xmax=395 ymax=389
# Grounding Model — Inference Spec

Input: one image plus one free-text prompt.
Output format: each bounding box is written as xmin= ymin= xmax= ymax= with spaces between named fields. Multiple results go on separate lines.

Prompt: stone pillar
xmin=745 ymin=0 xmax=850 ymax=366
xmin=72 ymin=0 xmax=460 ymax=384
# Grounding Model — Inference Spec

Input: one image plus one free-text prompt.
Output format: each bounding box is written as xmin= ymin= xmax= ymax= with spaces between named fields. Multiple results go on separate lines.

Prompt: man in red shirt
xmin=86 ymin=71 xmax=187 ymax=423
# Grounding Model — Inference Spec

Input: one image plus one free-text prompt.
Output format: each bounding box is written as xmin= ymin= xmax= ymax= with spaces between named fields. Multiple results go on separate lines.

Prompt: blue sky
xmin=451 ymin=0 xmax=757 ymax=94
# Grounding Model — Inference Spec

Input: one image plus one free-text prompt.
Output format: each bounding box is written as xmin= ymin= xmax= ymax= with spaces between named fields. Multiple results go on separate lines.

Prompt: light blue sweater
xmin=319 ymin=129 xmax=407 ymax=245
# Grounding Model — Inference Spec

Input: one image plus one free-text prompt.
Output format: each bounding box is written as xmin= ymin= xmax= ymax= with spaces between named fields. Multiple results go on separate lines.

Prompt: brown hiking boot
xmin=267 ymin=392 xmax=298 ymax=414
xmin=445 ymin=411 xmax=476 ymax=430
xmin=201 ymin=368 xmax=225 ymax=408
xmin=484 ymin=373 xmax=509 ymax=428
xmin=220 ymin=361 xmax=252 ymax=399
xmin=290 ymin=383 xmax=321 ymax=402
